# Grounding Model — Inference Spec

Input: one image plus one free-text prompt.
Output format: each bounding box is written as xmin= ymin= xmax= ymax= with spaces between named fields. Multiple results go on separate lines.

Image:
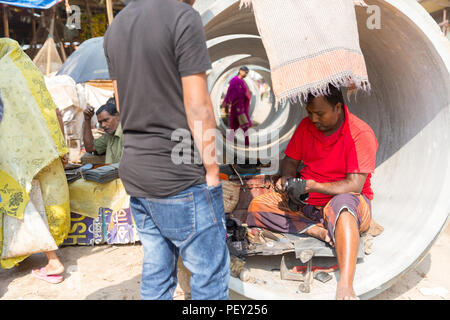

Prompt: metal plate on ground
xmin=283 ymin=233 xmax=364 ymax=259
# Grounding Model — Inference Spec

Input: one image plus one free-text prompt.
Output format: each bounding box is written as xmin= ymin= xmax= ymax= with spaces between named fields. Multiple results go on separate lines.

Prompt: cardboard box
xmin=63 ymin=212 xmax=105 ymax=246
xmin=102 ymin=207 xmax=139 ymax=244
xmin=63 ymin=205 xmax=140 ymax=246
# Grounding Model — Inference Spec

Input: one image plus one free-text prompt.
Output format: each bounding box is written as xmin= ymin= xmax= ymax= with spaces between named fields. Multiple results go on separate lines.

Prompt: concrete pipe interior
xmin=195 ymin=0 xmax=450 ymax=299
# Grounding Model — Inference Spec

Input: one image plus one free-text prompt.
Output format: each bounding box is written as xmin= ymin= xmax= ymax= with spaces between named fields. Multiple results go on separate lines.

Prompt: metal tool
xmin=297 ymin=249 xmax=314 ymax=293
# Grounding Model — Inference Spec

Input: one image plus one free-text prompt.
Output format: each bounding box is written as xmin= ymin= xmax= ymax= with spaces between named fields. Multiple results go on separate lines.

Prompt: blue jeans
xmin=129 ymin=183 xmax=230 ymax=300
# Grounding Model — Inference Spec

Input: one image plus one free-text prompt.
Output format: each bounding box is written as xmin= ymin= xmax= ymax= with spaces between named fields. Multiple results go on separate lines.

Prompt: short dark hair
xmin=240 ymin=66 xmax=249 ymax=72
xmin=96 ymin=97 xmax=118 ymax=116
xmin=306 ymin=85 xmax=345 ymax=108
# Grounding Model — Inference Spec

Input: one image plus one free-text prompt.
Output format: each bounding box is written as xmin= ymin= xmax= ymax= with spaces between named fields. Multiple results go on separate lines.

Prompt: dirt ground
xmin=1 ymin=223 xmax=449 ymax=300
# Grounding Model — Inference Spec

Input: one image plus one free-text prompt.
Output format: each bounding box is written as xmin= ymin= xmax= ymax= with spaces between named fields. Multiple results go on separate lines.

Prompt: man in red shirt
xmin=247 ymin=85 xmax=378 ymax=300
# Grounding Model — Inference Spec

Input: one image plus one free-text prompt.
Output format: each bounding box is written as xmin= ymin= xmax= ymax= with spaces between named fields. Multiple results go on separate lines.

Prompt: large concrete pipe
xmin=195 ymin=0 xmax=450 ymax=299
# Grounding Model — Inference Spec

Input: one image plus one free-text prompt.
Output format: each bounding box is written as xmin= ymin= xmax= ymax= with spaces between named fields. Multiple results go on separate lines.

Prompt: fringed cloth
xmin=240 ymin=0 xmax=371 ymax=103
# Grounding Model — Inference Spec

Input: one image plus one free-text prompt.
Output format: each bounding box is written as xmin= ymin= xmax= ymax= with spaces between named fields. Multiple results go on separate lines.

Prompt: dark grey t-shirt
xmin=104 ymin=0 xmax=211 ymax=198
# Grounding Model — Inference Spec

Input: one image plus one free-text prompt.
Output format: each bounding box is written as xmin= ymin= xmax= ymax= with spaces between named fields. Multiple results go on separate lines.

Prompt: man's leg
xmin=179 ymin=184 xmax=230 ymax=300
xmin=323 ymin=193 xmax=372 ymax=300
xmin=129 ymin=197 xmax=178 ymax=300
xmin=334 ymin=209 xmax=360 ymax=300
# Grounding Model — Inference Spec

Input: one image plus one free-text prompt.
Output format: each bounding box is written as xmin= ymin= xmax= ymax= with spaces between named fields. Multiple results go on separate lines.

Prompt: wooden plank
xmin=86 ymin=80 xmax=114 ymax=91
xmin=419 ymin=0 xmax=450 ymax=14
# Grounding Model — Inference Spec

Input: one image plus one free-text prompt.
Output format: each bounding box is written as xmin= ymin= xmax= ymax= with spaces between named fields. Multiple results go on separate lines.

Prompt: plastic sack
xmin=69 ymin=178 xmax=128 ymax=219
xmin=44 ymin=75 xmax=80 ymax=111
xmin=1 ymin=180 xmax=58 ymax=259
xmin=222 ymin=180 xmax=241 ymax=213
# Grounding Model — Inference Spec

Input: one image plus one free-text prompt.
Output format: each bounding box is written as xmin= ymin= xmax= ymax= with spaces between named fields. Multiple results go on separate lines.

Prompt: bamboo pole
xmin=46 ymin=9 xmax=56 ymax=76
xmin=443 ymin=8 xmax=448 ymax=34
xmin=49 ymin=8 xmax=55 ymax=38
xmin=106 ymin=0 xmax=114 ymax=26
xmin=438 ymin=8 xmax=448 ymax=35
xmin=2 ymin=5 xmax=9 ymax=38
xmin=59 ymin=41 xmax=67 ymax=61
xmin=46 ymin=42 xmax=52 ymax=76
xmin=85 ymin=0 xmax=94 ymax=37
xmin=31 ymin=9 xmax=37 ymax=49
xmin=54 ymin=10 xmax=67 ymax=62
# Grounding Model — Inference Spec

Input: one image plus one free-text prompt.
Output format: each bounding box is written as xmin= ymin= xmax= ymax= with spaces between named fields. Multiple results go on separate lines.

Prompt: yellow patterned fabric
xmin=0 ymin=38 xmax=70 ymax=268
xmin=0 ymin=170 xmax=30 ymax=220
xmin=35 ymin=160 xmax=71 ymax=246
xmin=0 ymin=213 xmax=2 ymax=259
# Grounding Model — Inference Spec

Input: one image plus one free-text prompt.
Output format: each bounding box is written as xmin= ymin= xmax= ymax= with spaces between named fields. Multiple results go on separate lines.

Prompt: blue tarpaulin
xmin=57 ymin=37 xmax=110 ymax=83
xmin=0 ymin=1 xmax=62 ymax=9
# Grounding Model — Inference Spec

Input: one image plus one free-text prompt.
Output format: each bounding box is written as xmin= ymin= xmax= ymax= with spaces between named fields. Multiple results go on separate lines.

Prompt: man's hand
xmin=305 ymin=179 xmax=317 ymax=193
xmin=206 ymin=166 xmax=221 ymax=187
xmin=61 ymin=154 xmax=69 ymax=169
xmin=275 ymin=176 xmax=288 ymax=192
xmin=84 ymin=106 xmax=95 ymax=122
xmin=285 ymin=178 xmax=309 ymax=211
xmin=83 ymin=106 xmax=96 ymax=153
xmin=286 ymin=178 xmax=307 ymax=197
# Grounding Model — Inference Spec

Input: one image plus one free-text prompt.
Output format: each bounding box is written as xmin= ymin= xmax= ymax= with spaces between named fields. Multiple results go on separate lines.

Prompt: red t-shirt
xmin=284 ymin=105 xmax=378 ymax=206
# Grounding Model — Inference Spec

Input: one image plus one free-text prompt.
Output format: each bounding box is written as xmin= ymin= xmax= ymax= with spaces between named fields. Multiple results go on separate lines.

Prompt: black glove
xmin=285 ymin=178 xmax=309 ymax=212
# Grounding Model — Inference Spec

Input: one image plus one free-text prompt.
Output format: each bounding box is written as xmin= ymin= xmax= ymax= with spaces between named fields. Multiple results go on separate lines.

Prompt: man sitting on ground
xmin=83 ymin=97 xmax=123 ymax=164
xmin=246 ymin=85 xmax=378 ymax=300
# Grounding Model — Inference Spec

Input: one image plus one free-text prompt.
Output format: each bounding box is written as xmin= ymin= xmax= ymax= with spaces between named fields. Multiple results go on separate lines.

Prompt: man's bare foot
xmin=305 ymin=226 xmax=335 ymax=247
xmin=336 ymin=283 xmax=360 ymax=300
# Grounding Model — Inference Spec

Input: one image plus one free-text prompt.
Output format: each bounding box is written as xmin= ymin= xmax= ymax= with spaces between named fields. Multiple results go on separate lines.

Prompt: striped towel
xmin=240 ymin=0 xmax=370 ymax=102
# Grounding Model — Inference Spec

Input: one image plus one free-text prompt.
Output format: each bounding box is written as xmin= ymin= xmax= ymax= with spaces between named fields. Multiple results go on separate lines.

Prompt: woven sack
xmin=221 ymin=180 xmax=241 ymax=213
